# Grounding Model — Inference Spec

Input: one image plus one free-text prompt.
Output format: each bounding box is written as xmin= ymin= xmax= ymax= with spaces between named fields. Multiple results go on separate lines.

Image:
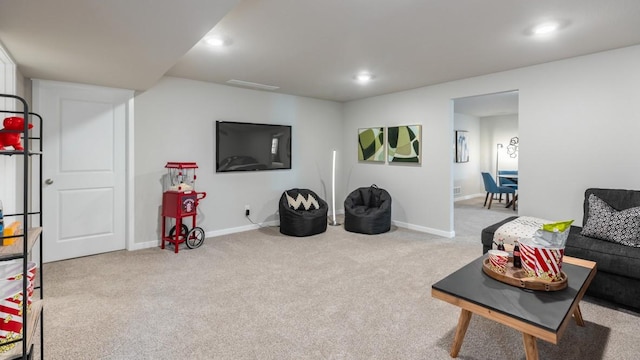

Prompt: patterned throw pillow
xmin=581 ymin=194 xmax=640 ymax=247
xmin=285 ymin=192 xmax=319 ymax=211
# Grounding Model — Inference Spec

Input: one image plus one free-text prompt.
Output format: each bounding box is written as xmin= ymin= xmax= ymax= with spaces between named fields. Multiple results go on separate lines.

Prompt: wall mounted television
xmin=216 ymin=121 xmax=292 ymax=172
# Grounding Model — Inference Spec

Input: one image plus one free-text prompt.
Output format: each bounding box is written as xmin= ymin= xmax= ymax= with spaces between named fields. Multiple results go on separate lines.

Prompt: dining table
xmin=498 ymin=173 xmax=518 ymax=210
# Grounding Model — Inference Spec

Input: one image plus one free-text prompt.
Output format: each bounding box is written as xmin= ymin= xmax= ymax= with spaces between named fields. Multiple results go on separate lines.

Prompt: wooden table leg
xmin=450 ymin=309 xmax=472 ymax=358
xmin=573 ymin=304 xmax=585 ymax=327
xmin=522 ymin=333 xmax=539 ymax=360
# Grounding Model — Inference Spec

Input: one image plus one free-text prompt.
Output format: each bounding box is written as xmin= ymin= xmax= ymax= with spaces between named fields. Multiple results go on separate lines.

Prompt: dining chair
xmin=498 ymin=170 xmax=518 ymax=189
xmin=481 ymin=172 xmax=516 ymax=210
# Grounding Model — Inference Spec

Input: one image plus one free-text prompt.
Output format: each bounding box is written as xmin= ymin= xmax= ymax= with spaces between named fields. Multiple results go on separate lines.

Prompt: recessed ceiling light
xmin=355 ymin=72 xmax=375 ymax=83
xmin=530 ymin=21 xmax=561 ymax=36
xmin=204 ymin=35 xmax=228 ymax=47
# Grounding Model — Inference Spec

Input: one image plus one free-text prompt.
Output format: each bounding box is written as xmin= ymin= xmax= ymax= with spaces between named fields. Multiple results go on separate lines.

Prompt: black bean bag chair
xmin=344 ymin=185 xmax=391 ymax=234
xmin=279 ymin=188 xmax=328 ymax=236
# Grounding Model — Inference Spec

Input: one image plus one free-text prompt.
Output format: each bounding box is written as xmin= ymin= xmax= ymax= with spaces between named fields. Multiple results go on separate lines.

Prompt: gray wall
xmin=343 ymin=44 xmax=640 ymax=235
xmin=133 ymin=44 xmax=640 ymax=244
xmin=134 ymin=77 xmax=344 ymax=246
xmin=519 ymin=45 xmax=640 ymax=224
xmin=343 ymin=89 xmax=456 ymax=237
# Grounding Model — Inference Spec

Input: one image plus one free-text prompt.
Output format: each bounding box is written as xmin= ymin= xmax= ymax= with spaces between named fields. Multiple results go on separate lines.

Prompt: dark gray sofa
xmin=481 ymin=188 xmax=640 ymax=311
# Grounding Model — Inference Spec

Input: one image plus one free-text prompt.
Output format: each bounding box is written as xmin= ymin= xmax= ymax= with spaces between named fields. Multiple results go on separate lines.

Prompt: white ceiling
xmin=2 ymin=0 xmax=640 ymax=114
xmin=0 ymin=0 xmax=240 ymax=90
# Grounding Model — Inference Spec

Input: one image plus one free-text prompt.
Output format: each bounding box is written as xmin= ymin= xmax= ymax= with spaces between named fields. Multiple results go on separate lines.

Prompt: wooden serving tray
xmin=482 ymin=257 xmax=568 ymax=291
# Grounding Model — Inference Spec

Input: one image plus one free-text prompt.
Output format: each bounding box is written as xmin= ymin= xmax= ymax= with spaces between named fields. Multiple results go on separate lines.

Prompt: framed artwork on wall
xmin=387 ymin=125 xmax=421 ymax=164
xmin=455 ymin=130 xmax=469 ymax=163
xmin=507 ymin=136 xmax=519 ymax=158
xmin=358 ymin=127 xmax=385 ymax=162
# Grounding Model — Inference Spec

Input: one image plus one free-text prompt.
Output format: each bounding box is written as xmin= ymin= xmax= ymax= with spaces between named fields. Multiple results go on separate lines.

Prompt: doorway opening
xmin=452 ymin=90 xmax=519 ymax=236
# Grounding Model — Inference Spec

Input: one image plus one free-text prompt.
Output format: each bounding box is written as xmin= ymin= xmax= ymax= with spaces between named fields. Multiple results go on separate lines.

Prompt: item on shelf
xmin=0 ymin=116 xmax=33 ymax=151
xmin=0 ymin=279 xmax=24 ymax=353
xmin=0 ymin=200 xmax=3 ymax=235
xmin=2 ymin=221 xmax=22 ymax=246
xmin=1 ymin=260 xmax=37 ymax=306
xmin=0 ymin=260 xmax=37 ymax=353
xmin=1 ymin=93 xmax=44 ymax=359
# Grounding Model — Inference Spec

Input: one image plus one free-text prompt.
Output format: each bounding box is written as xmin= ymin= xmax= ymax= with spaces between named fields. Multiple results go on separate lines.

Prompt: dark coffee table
xmin=431 ymin=255 xmax=596 ymax=360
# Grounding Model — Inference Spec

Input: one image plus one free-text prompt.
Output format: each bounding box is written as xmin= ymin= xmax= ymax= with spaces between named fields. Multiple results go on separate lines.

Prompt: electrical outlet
xmin=245 ymin=205 xmax=250 ymax=217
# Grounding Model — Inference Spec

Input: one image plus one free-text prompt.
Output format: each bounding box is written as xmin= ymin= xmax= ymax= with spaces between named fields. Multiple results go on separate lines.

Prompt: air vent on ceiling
xmin=226 ymin=79 xmax=280 ymax=91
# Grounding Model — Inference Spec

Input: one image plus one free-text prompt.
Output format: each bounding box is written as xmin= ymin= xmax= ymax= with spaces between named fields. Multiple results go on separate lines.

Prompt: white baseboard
xmin=129 ymin=220 xmax=280 ymax=251
xmin=129 ymin=240 xmax=161 ymax=250
xmin=205 ymin=220 xmax=279 ymax=238
xmin=392 ymin=220 xmax=455 ymax=238
xmin=129 ymin=216 xmax=452 ymax=251
xmin=454 ymin=193 xmax=485 ymax=202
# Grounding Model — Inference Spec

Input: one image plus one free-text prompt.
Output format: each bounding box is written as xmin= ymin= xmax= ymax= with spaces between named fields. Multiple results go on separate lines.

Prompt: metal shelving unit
xmin=0 ymin=94 xmax=44 ymax=359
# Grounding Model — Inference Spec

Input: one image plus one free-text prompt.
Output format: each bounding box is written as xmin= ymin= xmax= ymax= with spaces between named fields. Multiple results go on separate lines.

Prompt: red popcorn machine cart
xmin=161 ymin=162 xmax=207 ymax=253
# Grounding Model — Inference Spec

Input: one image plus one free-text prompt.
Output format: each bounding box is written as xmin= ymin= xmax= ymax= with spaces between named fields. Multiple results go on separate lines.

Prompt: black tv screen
xmin=216 ymin=121 xmax=291 ymax=172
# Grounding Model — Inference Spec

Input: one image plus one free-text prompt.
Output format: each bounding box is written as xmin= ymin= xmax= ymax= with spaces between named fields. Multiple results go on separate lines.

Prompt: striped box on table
xmin=519 ymin=238 xmax=564 ymax=281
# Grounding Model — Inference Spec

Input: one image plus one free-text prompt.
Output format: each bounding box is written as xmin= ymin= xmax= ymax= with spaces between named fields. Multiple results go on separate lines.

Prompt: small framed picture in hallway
xmin=455 ymin=130 xmax=469 ymax=163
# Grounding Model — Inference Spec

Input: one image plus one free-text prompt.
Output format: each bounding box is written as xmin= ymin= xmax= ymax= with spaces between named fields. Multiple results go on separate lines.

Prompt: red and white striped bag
xmin=519 ymin=238 xmax=564 ymax=281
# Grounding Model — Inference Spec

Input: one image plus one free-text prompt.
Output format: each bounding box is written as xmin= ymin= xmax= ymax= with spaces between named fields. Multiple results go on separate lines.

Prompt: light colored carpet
xmin=33 ymin=198 xmax=639 ymax=359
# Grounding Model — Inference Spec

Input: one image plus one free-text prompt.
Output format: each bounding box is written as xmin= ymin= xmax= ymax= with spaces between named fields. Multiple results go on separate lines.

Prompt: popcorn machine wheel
xmin=161 ymin=162 xmax=207 ymax=253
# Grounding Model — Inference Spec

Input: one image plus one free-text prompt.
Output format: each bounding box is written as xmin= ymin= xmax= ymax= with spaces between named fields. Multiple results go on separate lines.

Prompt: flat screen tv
xmin=216 ymin=121 xmax=291 ymax=172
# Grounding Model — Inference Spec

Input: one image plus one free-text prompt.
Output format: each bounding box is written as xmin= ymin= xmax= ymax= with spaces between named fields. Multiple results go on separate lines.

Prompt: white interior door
xmin=0 ymin=46 xmax=17 ymax=217
xmin=33 ymin=80 xmax=132 ymax=262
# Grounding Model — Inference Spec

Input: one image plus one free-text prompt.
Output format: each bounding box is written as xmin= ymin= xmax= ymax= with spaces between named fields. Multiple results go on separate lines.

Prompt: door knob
xmin=45 ymin=179 xmax=54 ymax=185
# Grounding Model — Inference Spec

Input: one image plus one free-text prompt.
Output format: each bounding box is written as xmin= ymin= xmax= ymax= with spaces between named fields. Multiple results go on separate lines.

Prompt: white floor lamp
xmin=494 ymin=143 xmax=503 ymax=200
xmin=495 ymin=143 xmax=503 ymax=181
xmin=329 ymin=150 xmax=340 ymax=226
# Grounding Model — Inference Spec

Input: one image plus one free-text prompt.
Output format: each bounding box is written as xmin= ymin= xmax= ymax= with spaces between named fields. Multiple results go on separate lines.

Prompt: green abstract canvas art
xmin=358 ymin=127 xmax=385 ymax=162
xmin=387 ymin=125 xmax=421 ymax=163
